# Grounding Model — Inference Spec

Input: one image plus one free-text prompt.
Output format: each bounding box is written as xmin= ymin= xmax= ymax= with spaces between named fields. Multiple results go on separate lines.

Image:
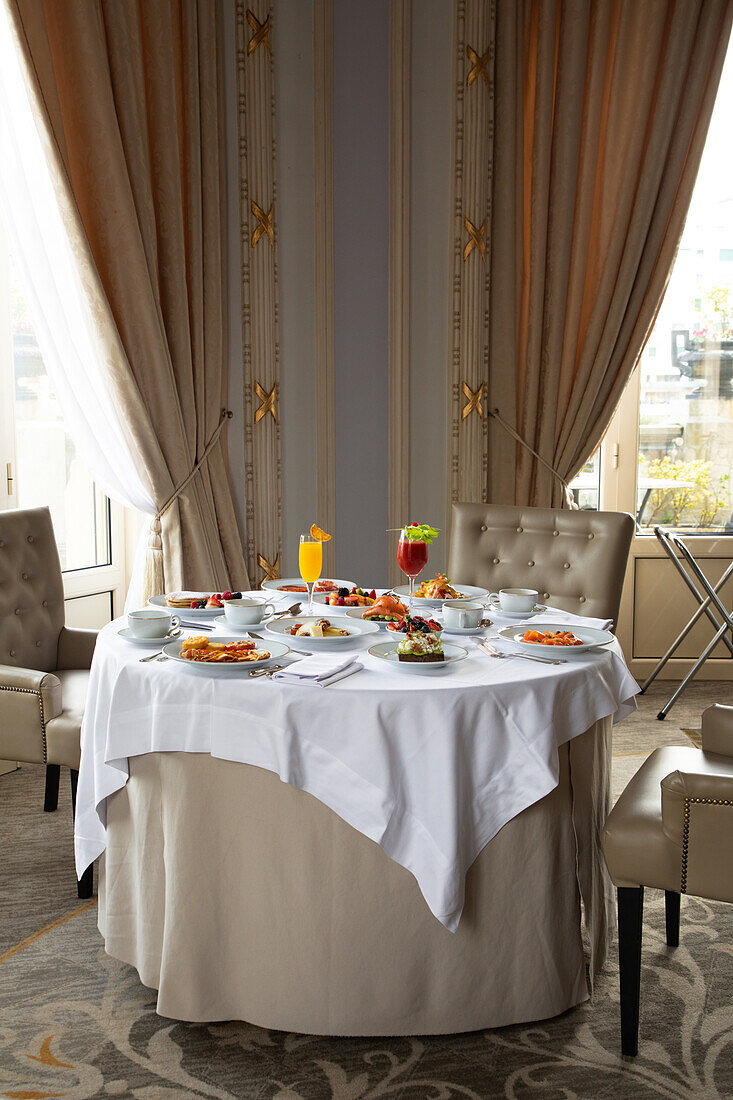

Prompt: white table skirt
xmin=76 ymin=612 xmax=637 ymax=930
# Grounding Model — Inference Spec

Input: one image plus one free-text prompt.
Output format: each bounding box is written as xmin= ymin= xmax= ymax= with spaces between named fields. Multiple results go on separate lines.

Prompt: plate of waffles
xmin=162 ymin=634 xmax=290 ymax=672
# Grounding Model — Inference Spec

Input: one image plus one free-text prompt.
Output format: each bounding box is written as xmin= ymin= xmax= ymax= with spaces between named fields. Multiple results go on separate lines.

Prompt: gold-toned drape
xmin=9 ymin=0 xmax=249 ymax=595
xmin=454 ymin=0 xmax=733 ymax=508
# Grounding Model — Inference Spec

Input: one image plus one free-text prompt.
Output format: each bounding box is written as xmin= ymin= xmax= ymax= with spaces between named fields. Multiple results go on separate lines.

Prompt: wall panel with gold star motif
xmin=236 ymin=1 xmax=282 ymax=585
xmin=448 ymin=0 xmax=495 ymax=508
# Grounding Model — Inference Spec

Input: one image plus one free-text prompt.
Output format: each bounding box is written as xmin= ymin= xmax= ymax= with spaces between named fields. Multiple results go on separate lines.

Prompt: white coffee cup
xmin=488 ymin=588 xmax=539 ymax=614
xmin=224 ymin=597 xmax=275 ymax=626
xmin=442 ymin=600 xmax=484 ymax=630
xmin=128 ymin=608 xmax=178 ymax=638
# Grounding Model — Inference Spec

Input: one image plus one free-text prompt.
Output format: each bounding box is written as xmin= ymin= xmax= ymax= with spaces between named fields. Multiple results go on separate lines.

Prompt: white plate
xmin=367 ymin=640 xmax=468 ymax=675
xmin=265 ymin=615 xmax=379 ymax=651
xmin=392 ymin=583 xmax=489 ymax=608
xmin=162 ymin=635 xmax=291 ymax=672
xmin=260 ymin=577 xmax=356 ymax=595
xmin=312 ymin=590 xmax=376 ymax=610
xmin=486 ymin=603 xmax=546 ymax=619
xmin=497 ymin=622 xmax=614 ymax=656
xmin=149 ymin=593 xmax=221 ymax=621
xmin=117 ymin=626 xmax=181 ymax=647
xmin=344 ymin=607 xmax=395 ymax=630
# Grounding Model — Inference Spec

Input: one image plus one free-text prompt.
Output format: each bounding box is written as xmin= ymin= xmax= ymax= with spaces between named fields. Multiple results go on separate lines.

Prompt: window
xmin=633 ymin=49 xmax=733 ymax=534
xmin=0 ymin=220 xmax=127 ymax=623
xmin=8 ymin=254 xmax=111 ymax=571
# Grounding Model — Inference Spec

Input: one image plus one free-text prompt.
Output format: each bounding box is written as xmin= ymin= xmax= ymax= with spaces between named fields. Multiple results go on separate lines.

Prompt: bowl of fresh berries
xmin=386 ymin=614 xmax=443 ymax=638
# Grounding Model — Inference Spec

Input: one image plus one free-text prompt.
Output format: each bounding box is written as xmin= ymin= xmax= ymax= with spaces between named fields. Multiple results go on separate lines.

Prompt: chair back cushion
xmin=0 ymin=507 xmax=65 ymax=671
xmin=448 ymin=503 xmax=634 ymax=625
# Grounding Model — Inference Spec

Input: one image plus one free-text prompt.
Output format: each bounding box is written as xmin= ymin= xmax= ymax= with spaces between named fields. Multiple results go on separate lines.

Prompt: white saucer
xmin=487 ymin=604 xmax=546 ymax=619
xmin=118 ymin=626 xmax=180 ymax=647
xmin=440 ymin=621 xmax=492 ymax=637
xmin=213 ymin=614 xmax=270 ymax=630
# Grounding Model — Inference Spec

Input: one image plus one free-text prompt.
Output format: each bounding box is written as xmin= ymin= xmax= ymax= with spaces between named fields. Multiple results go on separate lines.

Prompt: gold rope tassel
xmin=140 ymin=409 xmax=233 ymax=604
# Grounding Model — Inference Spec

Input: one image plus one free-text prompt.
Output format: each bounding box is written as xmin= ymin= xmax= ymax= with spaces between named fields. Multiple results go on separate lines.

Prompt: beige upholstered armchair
xmin=0 ymin=507 xmax=98 ymax=898
xmin=603 ymin=704 xmax=733 ymax=1055
xmin=448 ymin=502 xmax=635 ymax=625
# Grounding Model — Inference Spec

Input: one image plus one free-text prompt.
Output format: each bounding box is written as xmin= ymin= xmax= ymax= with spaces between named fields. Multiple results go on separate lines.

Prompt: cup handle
xmin=459 ymin=611 xmax=468 ymax=629
xmin=264 ymin=603 xmax=275 ymax=617
xmin=170 ymin=616 xmax=180 ymax=630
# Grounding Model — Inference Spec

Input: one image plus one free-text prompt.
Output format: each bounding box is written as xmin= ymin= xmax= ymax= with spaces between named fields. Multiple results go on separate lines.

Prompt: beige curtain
xmin=9 ymin=0 xmax=249 ymax=595
xmin=487 ymin=0 xmax=733 ymax=507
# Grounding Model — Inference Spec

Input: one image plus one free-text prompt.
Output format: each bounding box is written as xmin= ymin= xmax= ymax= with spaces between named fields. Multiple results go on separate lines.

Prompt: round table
xmin=77 ymin=615 xmax=638 ymax=1033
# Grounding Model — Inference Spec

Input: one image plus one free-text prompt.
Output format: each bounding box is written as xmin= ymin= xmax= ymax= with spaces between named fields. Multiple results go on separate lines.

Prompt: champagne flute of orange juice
xmin=300 ymin=533 xmax=323 ymax=615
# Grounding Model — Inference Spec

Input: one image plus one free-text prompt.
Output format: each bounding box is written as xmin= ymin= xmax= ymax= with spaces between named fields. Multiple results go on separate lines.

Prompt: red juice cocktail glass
xmin=397 ymin=528 xmax=428 ymax=603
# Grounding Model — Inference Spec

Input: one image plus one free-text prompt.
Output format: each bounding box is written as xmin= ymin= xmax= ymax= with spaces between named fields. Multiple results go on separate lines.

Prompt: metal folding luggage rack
xmin=639 ymin=527 xmax=733 ymax=719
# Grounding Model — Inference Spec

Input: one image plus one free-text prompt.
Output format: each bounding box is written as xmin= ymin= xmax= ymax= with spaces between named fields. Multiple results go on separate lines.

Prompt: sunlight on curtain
xmin=0 ymin=1 xmax=155 ymax=524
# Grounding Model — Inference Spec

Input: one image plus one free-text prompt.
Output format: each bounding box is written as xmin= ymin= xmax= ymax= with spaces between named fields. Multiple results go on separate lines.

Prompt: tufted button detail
xmin=492 ymin=557 xmax=499 ymax=564
xmin=480 ymin=524 xmax=487 ymax=532
xmin=35 ymin=640 xmax=41 ymax=647
xmin=9 ymin=649 xmax=15 ymax=658
xmin=543 ymin=592 xmax=550 ymax=600
xmin=563 ymin=562 xmax=570 ymax=570
xmin=527 ymin=560 xmax=535 ymax=567
xmin=553 ymin=530 xmax=559 ymax=537
xmin=14 ymin=608 xmax=20 ymax=615
xmin=579 ymin=596 xmax=586 ymax=603
xmin=27 ymin=535 xmax=34 ymax=543
xmin=587 ymin=533 xmax=594 ymax=540
xmin=42 ymin=599 xmax=48 ymax=607
xmin=21 ymin=572 xmax=28 ymax=581
xmin=516 ymin=526 xmax=523 ymax=533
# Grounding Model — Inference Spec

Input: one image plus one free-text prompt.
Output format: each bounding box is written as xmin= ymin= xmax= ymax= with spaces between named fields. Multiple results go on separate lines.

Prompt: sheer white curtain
xmin=0 ymin=2 xmax=156 ymax=526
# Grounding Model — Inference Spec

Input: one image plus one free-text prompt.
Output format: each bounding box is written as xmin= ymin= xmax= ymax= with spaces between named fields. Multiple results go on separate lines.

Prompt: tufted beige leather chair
xmin=603 ymin=704 xmax=733 ymax=1056
xmin=0 ymin=506 xmax=98 ymax=897
xmin=448 ymin=502 xmax=635 ymax=626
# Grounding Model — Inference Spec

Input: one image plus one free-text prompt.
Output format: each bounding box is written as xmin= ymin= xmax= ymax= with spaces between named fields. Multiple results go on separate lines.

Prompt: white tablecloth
xmin=75 ymin=609 xmax=638 ymax=930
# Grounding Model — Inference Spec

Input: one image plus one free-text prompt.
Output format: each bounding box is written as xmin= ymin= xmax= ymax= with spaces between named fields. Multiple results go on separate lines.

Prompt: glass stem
xmin=307 ymin=581 xmax=315 ymax=615
xmin=408 ymin=576 xmax=414 ymax=606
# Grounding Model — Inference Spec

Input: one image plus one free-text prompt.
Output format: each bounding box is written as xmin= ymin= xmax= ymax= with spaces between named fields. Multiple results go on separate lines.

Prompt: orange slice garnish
xmin=310 ymin=523 xmax=332 ymax=542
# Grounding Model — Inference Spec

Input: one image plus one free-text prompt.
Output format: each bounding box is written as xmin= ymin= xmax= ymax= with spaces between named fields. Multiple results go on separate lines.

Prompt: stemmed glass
xmin=299 ymin=533 xmax=322 ymax=615
xmin=396 ymin=526 xmax=429 ymax=605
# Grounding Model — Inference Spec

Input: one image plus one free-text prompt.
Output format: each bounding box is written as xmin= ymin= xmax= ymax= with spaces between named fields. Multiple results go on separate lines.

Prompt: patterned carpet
xmin=1 ymin=680 xmax=732 ymax=1100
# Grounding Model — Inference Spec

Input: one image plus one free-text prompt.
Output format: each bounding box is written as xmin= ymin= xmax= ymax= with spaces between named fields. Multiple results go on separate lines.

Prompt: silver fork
xmin=477 ymin=640 xmax=567 ymax=666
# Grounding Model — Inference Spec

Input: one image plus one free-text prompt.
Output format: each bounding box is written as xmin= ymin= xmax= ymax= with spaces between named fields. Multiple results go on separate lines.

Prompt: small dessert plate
xmin=367 ymin=641 xmax=468 ymax=675
xmin=117 ymin=627 xmax=180 ymax=647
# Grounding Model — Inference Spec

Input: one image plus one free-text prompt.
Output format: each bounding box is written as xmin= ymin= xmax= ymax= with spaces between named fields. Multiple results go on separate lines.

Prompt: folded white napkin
xmin=526 ymin=607 xmax=613 ymax=632
xmin=272 ymin=654 xmax=363 ymax=688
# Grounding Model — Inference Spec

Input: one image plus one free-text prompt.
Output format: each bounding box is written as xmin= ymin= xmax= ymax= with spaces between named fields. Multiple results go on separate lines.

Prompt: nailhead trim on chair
xmin=681 ymin=795 xmax=733 ymax=892
xmin=0 ymin=684 xmax=47 ymax=763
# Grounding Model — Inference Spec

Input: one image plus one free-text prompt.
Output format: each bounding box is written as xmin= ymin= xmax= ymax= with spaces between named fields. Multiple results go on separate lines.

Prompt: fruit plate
xmin=312 ymin=588 xmax=376 ymax=611
xmin=265 ymin=615 xmax=379 ymax=652
xmin=149 ymin=593 xmax=221 ymax=621
xmin=497 ymin=622 xmax=614 ymax=656
xmin=392 ymin=583 xmax=489 ymax=608
xmin=366 ymin=640 xmax=468 ymax=675
xmin=162 ymin=636 xmax=291 ymax=673
xmin=260 ymin=577 xmax=356 ymax=595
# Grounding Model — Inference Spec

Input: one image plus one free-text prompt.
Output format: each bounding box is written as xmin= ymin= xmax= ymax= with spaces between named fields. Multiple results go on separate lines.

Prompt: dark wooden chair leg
xmin=618 ymin=885 xmax=644 ymax=1057
xmin=44 ymin=764 xmax=60 ymax=812
xmin=665 ymin=890 xmax=681 ymax=947
xmin=69 ymin=768 xmax=94 ymax=899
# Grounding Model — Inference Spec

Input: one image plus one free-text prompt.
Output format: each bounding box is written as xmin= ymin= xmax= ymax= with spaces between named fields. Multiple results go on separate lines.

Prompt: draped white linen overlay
xmin=76 ymin=611 xmax=638 ymax=931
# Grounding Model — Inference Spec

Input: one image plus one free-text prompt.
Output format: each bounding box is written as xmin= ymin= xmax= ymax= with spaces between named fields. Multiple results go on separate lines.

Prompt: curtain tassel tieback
xmin=488 ymin=408 xmax=578 ymax=510
xmin=142 ymin=409 xmax=233 ymax=601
